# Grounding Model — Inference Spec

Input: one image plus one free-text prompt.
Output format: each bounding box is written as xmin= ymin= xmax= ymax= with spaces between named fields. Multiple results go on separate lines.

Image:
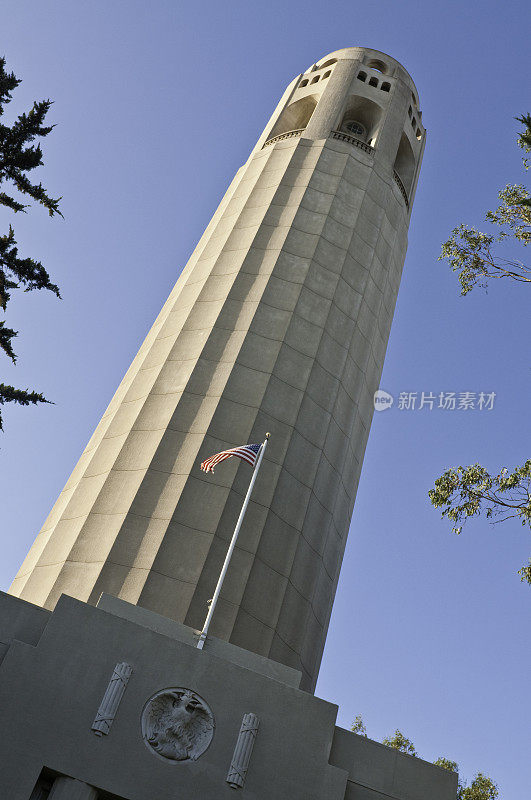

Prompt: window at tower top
xmin=343 ymin=120 xmax=365 ymax=138
xmin=340 ymin=96 xmax=383 ymax=145
xmin=265 ymin=94 xmax=318 ymax=141
xmin=366 ymin=59 xmax=388 ymax=74
xmin=318 ymin=58 xmax=337 ymax=69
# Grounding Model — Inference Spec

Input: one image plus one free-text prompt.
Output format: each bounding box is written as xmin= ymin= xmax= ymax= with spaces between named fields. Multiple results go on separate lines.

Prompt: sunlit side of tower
xmin=11 ymin=48 xmax=425 ymax=691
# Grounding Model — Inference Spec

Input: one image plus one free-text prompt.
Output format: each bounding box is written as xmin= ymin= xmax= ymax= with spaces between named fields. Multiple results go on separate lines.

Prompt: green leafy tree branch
xmin=381 ymin=729 xmax=417 ymax=756
xmin=440 ymin=114 xmax=530 ymax=295
xmin=432 ymin=116 xmax=530 ymax=585
xmin=434 ymin=759 xmax=499 ymax=800
xmin=428 ymin=462 xmax=531 ymax=584
xmin=350 ymin=715 xmax=367 ymax=736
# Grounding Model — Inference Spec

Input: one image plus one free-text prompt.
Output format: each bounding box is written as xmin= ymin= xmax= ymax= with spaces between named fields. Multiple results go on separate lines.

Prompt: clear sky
xmin=1 ymin=1 xmax=529 ymax=796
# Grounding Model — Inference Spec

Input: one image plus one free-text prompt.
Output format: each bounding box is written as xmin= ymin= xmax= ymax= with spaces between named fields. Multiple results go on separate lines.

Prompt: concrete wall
xmin=0 ymin=592 xmax=456 ymax=800
xmin=10 ymin=48 xmax=426 ymax=693
xmin=331 ymin=728 xmax=457 ymax=800
xmin=0 ymin=591 xmax=50 ymax=665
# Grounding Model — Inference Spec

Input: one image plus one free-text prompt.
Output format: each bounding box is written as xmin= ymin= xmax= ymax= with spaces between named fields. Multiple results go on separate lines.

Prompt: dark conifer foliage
xmin=0 ymin=55 xmax=62 ymax=430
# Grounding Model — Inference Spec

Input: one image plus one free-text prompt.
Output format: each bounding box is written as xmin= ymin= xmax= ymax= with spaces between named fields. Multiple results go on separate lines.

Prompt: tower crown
xmin=257 ymin=48 xmax=425 ymax=209
xmin=308 ymin=47 xmax=420 ymax=96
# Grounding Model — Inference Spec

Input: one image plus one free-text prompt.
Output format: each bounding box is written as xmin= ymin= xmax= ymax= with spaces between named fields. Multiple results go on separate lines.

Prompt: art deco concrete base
xmin=0 ymin=591 xmax=456 ymax=800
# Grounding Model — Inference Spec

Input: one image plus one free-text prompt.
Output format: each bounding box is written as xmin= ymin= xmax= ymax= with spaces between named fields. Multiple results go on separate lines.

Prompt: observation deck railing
xmin=262 ymin=129 xmax=304 ymax=147
xmin=330 ymin=130 xmax=374 ymax=154
xmin=261 ymin=127 xmax=410 ymax=211
xmin=392 ymin=170 xmax=410 ymax=210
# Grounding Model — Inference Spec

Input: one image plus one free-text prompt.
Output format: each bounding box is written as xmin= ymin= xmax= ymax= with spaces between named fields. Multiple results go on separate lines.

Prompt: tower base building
xmin=1 ymin=48 xmax=457 ymax=799
xmin=0 ymin=592 xmax=456 ymax=800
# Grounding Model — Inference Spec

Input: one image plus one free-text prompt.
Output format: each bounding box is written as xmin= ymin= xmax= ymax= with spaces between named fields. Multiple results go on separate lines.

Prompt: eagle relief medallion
xmin=141 ymin=688 xmax=215 ymax=762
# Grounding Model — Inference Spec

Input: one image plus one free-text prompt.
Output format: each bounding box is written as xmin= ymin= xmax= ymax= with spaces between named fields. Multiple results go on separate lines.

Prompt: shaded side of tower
xmin=10 ymin=48 xmax=425 ymax=692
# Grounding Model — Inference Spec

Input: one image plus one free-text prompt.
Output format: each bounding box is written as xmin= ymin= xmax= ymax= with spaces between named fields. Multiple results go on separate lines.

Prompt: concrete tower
xmin=1 ymin=48 xmax=454 ymax=800
xmin=11 ymin=47 xmax=425 ymax=692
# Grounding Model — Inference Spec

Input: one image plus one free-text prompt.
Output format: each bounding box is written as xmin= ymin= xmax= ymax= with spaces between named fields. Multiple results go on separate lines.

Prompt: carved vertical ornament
xmin=226 ymin=713 xmax=259 ymax=789
xmin=91 ymin=662 xmax=132 ymax=736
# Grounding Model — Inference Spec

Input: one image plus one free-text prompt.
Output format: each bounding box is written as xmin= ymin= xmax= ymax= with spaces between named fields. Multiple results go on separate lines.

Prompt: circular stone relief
xmin=141 ymin=688 xmax=215 ymax=762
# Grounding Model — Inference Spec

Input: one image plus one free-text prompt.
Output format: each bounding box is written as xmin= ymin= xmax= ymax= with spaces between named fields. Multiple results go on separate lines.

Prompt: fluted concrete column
xmin=304 ymin=59 xmax=357 ymax=140
xmin=373 ymin=78 xmax=409 ymax=162
xmin=10 ymin=47 xmax=426 ymax=693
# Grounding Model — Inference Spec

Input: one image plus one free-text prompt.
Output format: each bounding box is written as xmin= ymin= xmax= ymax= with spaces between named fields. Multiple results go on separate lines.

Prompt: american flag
xmin=200 ymin=443 xmax=262 ymax=474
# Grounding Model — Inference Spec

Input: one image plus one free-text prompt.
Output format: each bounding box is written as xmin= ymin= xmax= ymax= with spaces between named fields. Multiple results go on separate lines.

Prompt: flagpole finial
xmin=265 ymin=432 xmax=271 ymax=439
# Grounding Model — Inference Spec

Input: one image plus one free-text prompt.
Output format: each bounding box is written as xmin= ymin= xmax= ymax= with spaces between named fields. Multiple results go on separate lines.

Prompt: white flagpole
xmin=197 ymin=433 xmax=270 ymax=650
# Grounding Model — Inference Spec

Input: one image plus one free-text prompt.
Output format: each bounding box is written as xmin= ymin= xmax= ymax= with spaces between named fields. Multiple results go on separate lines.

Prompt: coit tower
xmin=11 ymin=48 xmax=425 ymax=692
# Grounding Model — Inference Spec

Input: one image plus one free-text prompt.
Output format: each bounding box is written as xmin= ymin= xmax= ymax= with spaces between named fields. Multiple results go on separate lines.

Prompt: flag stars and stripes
xmin=200 ymin=443 xmax=262 ymax=474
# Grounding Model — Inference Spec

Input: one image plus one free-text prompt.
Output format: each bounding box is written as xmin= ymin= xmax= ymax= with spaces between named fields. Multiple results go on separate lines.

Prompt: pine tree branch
xmin=0 ymin=73 xmax=62 ymax=217
xmin=0 ymin=56 xmax=21 ymax=115
xmin=0 ymin=191 xmax=27 ymax=213
xmin=0 ymin=57 xmax=62 ymax=433
xmin=0 ymin=225 xmax=61 ymax=306
xmin=5 ymin=171 xmax=62 ymax=217
xmin=0 ymin=321 xmax=17 ymax=362
xmin=0 ymin=382 xmax=51 ymax=431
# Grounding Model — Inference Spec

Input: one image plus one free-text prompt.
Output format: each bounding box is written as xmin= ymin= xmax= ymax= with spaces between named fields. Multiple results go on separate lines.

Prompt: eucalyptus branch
xmin=429 ymin=462 xmax=531 ymax=584
xmin=439 ymin=114 xmax=530 ymax=294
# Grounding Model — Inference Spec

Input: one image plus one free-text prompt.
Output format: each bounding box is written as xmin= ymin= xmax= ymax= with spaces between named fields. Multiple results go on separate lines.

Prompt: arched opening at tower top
xmin=268 ymin=95 xmax=318 ymax=139
xmin=339 ymin=96 xmax=383 ymax=145
xmin=318 ymin=58 xmax=337 ymax=69
xmin=366 ymin=59 xmax=388 ymax=74
xmin=393 ymin=132 xmax=415 ymax=195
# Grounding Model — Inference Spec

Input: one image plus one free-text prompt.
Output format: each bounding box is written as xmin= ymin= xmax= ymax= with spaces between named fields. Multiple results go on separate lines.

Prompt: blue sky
xmin=1 ymin=1 xmax=529 ymax=796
